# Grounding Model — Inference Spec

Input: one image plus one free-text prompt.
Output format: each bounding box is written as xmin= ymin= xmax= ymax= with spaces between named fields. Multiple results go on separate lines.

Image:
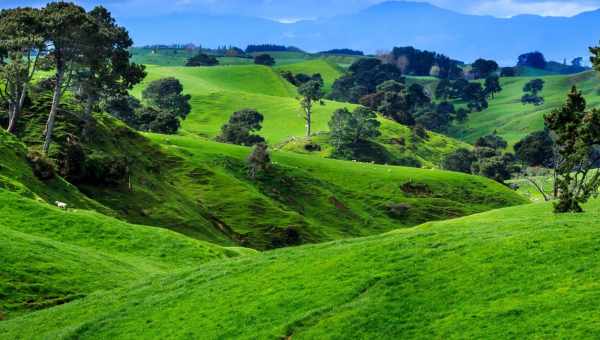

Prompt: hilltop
xmin=3 ymin=198 xmax=600 ymax=338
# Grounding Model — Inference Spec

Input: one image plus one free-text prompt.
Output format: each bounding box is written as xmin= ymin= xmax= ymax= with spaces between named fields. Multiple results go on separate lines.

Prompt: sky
xmin=1 ymin=0 xmax=599 ymax=20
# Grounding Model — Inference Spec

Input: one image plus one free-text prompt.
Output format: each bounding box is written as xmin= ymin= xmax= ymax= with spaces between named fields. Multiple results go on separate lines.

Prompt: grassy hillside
xmin=143 ymin=134 xmax=525 ymax=248
xmin=0 ymin=189 xmax=245 ymax=319
xmin=136 ymin=64 xmax=471 ymax=168
xmin=450 ymin=71 xmax=600 ymax=146
xmin=5 ymin=199 xmax=600 ymax=338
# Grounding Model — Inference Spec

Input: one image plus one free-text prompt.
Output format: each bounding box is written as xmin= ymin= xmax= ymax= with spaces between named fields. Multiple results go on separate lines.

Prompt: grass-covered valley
xmin=3 ymin=2 xmax=600 ymax=338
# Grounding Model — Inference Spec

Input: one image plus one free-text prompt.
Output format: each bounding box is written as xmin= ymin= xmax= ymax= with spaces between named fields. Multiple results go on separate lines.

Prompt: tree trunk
xmin=306 ymin=108 xmax=311 ymax=137
xmin=6 ymin=102 xmax=15 ymax=132
xmin=7 ymin=84 xmax=28 ymax=134
xmin=43 ymin=68 xmax=64 ymax=154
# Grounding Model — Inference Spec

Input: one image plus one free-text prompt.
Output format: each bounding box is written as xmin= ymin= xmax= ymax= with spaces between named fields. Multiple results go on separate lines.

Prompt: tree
xmin=522 ymin=78 xmax=545 ymax=105
xmin=75 ymin=6 xmax=146 ymax=136
xmin=41 ymin=2 xmax=89 ymax=154
xmin=514 ymin=130 xmax=554 ymax=167
xmin=442 ymin=148 xmax=476 ymax=174
xmin=475 ymin=133 xmax=508 ymax=150
xmin=217 ymin=109 xmax=265 ymax=146
xmin=517 ymin=51 xmax=547 ymax=69
xmin=500 ymin=67 xmax=516 ymax=77
xmin=247 ymin=142 xmax=271 ymax=179
xmin=571 ymin=57 xmax=583 ymax=67
xmin=472 ymin=153 xmax=516 ymax=183
xmin=142 ymin=78 xmax=191 ymax=119
xmin=186 ymin=53 xmax=219 ymax=66
xmin=329 ymin=107 xmax=381 ymax=148
xmin=415 ymin=102 xmax=454 ymax=132
xmin=544 ymin=87 xmax=600 ymax=213
xmin=435 ymin=79 xmax=452 ymax=100
xmin=462 ymin=82 xmax=488 ymax=112
xmin=484 ymin=75 xmax=502 ymax=99
xmin=298 ymin=80 xmax=324 ymax=137
xmin=254 ymin=54 xmax=275 ymax=66
xmin=0 ymin=7 xmax=46 ymax=133
xmin=407 ymin=83 xmax=431 ymax=110
xmin=471 ymin=58 xmax=498 ymax=79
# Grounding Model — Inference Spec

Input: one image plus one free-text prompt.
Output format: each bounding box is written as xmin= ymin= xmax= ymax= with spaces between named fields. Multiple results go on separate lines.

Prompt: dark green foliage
xmin=407 ymin=84 xmax=431 ymax=110
xmin=484 ymin=75 xmax=502 ymax=99
xmin=142 ymin=78 xmax=191 ymax=119
xmin=471 ymin=58 xmax=498 ymax=79
xmin=442 ymin=148 xmax=476 ymax=174
xmin=514 ymin=130 xmax=554 ymax=167
xmin=474 ymin=134 xmax=508 ymax=150
xmin=186 ymin=53 xmax=219 ymax=67
xmin=82 ymin=152 xmax=128 ymax=186
xmin=472 ymin=153 xmax=516 ymax=184
xmin=360 ymin=80 xmax=414 ymax=126
xmin=245 ymin=44 xmax=302 ymax=53
xmin=329 ymin=107 xmax=381 ymax=152
xmin=142 ymin=107 xmax=181 ymax=134
xmin=522 ymin=79 xmax=545 ymax=105
xmin=500 ymin=67 xmax=516 ymax=77
xmin=518 ymin=51 xmax=547 ymax=69
xmin=247 ymin=142 xmax=271 ymax=179
xmin=435 ymin=79 xmax=452 ymax=100
xmin=102 ymin=94 xmax=142 ymax=127
xmin=415 ymin=102 xmax=454 ymax=132
xmin=281 ymin=71 xmax=323 ymax=87
xmin=390 ymin=46 xmax=462 ymax=79
xmin=217 ymin=109 xmax=265 ymax=146
xmin=463 ymin=82 xmax=488 ymax=112
xmin=26 ymin=149 xmax=55 ymax=180
xmin=330 ymin=58 xmax=403 ymax=103
xmin=254 ymin=54 xmax=275 ymax=67
xmin=544 ymin=87 xmax=600 ymax=213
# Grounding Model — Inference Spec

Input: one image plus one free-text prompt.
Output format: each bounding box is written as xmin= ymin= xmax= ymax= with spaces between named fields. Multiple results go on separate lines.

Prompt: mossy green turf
xmin=0 ymin=189 xmax=247 ymax=319
xmin=449 ymin=71 xmax=600 ymax=146
xmin=5 ymin=198 xmax=600 ymax=338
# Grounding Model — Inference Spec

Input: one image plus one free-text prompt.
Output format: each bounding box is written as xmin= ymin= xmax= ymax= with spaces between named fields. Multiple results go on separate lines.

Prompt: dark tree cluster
xmin=0 ymin=3 xmax=146 ymax=153
xmin=329 ymin=107 xmax=381 ymax=159
xmin=185 ymin=53 xmax=219 ymax=67
xmin=104 ymin=78 xmax=191 ymax=134
xmin=318 ymin=49 xmax=364 ymax=56
xmin=521 ymin=78 xmax=545 ymax=105
xmin=254 ymin=54 xmax=276 ymax=67
xmin=517 ymin=51 xmax=547 ymax=69
xmin=387 ymin=46 xmax=463 ymax=79
xmin=443 ymin=133 xmax=518 ymax=183
xmin=280 ymin=71 xmax=323 ymax=87
xmin=471 ymin=58 xmax=499 ymax=79
xmin=330 ymin=58 xmax=403 ymax=103
xmin=217 ymin=109 xmax=265 ymax=146
xmin=436 ymin=78 xmax=490 ymax=112
xmin=245 ymin=44 xmax=302 ymax=53
xmin=514 ymin=130 xmax=554 ymax=167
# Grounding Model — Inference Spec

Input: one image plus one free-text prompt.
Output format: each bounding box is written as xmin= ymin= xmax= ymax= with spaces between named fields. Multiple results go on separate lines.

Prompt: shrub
xmin=247 ymin=142 xmax=271 ymax=179
xmin=83 ymin=153 xmax=128 ymax=186
xmin=217 ymin=109 xmax=265 ymax=146
xmin=27 ymin=149 xmax=55 ymax=181
xmin=254 ymin=54 xmax=275 ymax=66
xmin=387 ymin=203 xmax=412 ymax=218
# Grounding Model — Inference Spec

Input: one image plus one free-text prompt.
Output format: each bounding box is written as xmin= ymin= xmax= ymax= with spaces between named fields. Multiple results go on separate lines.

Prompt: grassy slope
xmin=449 ymin=71 xmax=600 ymax=146
xmin=5 ymin=199 xmax=600 ymax=338
xmin=145 ymin=134 xmax=525 ymax=249
xmin=0 ymin=189 xmax=245 ymax=319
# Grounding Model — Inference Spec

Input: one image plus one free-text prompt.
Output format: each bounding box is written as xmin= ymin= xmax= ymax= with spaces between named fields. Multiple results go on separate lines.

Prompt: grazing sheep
xmin=55 ymin=201 xmax=68 ymax=210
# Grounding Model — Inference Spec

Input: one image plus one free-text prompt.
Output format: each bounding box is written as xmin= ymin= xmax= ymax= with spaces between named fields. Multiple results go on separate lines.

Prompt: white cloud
xmin=463 ymin=0 xmax=598 ymax=17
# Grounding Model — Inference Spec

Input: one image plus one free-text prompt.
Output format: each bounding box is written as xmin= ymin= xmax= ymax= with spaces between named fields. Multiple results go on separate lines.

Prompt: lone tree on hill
xmin=42 ymin=2 xmax=89 ymax=154
xmin=217 ymin=109 xmax=265 ymax=146
xmin=522 ymin=78 xmax=545 ymax=105
xmin=254 ymin=54 xmax=275 ymax=67
xmin=544 ymin=87 xmax=600 ymax=213
xmin=484 ymin=75 xmax=502 ymax=99
xmin=298 ymin=80 xmax=324 ymax=137
xmin=0 ymin=7 xmax=46 ymax=134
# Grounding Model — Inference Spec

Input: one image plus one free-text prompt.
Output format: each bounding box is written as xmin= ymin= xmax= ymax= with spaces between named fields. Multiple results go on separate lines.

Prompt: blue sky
xmin=1 ymin=0 xmax=599 ymax=20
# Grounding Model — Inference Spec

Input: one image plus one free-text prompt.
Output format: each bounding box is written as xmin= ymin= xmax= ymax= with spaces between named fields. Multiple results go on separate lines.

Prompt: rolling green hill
xmin=4 ymin=199 xmax=600 ymax=338
xmin=449 ymin=71 xmax=600 ymax=146
xmin=0 ymin=189 xmax=246 ymax=319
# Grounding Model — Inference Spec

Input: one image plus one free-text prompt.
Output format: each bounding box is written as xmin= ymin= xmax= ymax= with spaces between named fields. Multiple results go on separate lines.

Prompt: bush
xmin=442 ymin=148 xmax=476 ymax=174
xmin=186 ymin=53 xmax=219 ymax=67
xmin=387 ymin=203 xmax=412 ymax=218
xmin=254 ymin=54 xmax=275 ymax=67
xmin=27 ymin=149 xmax=56 ymax=181
xmin=83 ymin=153 xmax=128 ymax=186
xmin=247 ymin=142 xmax=271 ymax=179
xmin=217 ymin=109 xmax=265 ymax=146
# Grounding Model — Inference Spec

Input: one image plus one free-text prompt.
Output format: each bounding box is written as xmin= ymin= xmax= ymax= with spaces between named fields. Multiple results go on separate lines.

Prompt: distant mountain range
xmin=122 ymin=1 xmax=600 ymax=65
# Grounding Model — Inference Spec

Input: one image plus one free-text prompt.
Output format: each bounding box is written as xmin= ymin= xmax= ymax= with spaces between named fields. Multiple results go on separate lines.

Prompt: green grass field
xmin=449 ymin=71 xmax=600 ymax=146
xmin=4 ymin=198 xmax=600 ymax=338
